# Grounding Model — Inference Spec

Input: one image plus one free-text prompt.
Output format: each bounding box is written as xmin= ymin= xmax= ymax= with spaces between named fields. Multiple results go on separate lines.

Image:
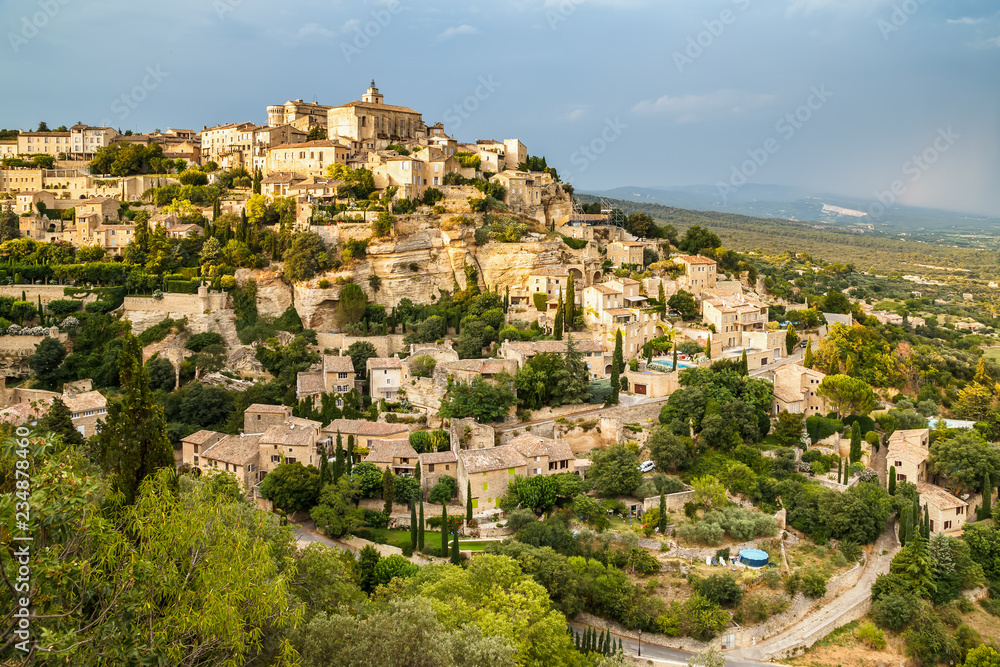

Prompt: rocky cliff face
xmin=235 ymin=267 xmax=294 ymax=318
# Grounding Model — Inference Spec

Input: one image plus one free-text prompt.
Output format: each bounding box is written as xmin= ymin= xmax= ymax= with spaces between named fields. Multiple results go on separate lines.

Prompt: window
xmin=428 ymin=464 xmax=435 ymax=473
xmin=944 ymin=520 xmax=951 ymax=530
xmin=897 ymin=474 xmax=907 ymax=481
xmin=508 ymin=467 xmax=515 ymax=475
xmin=957 ymin=506 xmax=965 ymax=515
xmin=445 ymin=465 xmax=450 ymax=471
xmin=894 ymin=461 xmax=902 ymax=467
xmin=483 ymin=482 xmax=488 ymax=491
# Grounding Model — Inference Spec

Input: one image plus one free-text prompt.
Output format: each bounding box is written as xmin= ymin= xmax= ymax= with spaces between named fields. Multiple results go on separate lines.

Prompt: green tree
xmin=692 ymin=475 xmax=727 ymax=510
xmin=439 ymin=374 xmax=516 ymax=423
xmin=28 ymin=336 xmax=67 ymax=390
xmin=467 ymin=480 xmax=474 ymax=522
xmin=346 ymin=340 xmax=378 ymax=377
xmin=964 ymin=645 xmax=1000 ymax=667
xmin=418 ymin=496 xmax=425 ymax=550
xmin=659 ymin=490 xmax=667 ymax=534
xmin=450 ymin=528 xmax=461 ymax=564
xmin=337 ymin=282 xmax=368 ymax=326
xmin=0 ymin=203 xmax=20 ymax=242
xmin=608 ymin=329 xmax=623 ymax=405
xmin=382 ymin=468 xmax=395 ymax=515
xmin=311 ymin=477 xmax=364 ymax=538
xmin=94 ymin=334 xmax=174 ymax=505
xmin=410 ymin=501 xmax=418 ymax=550
xmin=785 ymin=324 xmax=800 ymax=354
xmin=928 ymin=432 xmax=1000 ymax=493
xmin=441 ymin=503 xmax=449 ymax=556
xmin=283 ymin=232 xmax=328 ymax=282
xmin=565 ymin=272 xmax=575 ymax=329
xmin=668 ymin=290 xmax=700 ymax=320
xmin=773 ymin=410 xmax=804 ymax=447
xmin=39 ymin=396 xmax=85 ymax=447
xmin=647 ymin=427 xmax=693 ymax=473
xmin=259 ymin=462 xmax=322 ymax=515
xmin=552 ymin=288 xmax=564 ymax=340
xmin=588 ymin=443 xmax=642 ymax=497
xmin=849 ymin=421 xmax=862 ymax=465
xmin=817 ymin=374 xmax=877 ymax=418
xmin=889 ymin=466 xmax=896 ymax=495
xmin=804 ymin=339 xmax=815 ymax=368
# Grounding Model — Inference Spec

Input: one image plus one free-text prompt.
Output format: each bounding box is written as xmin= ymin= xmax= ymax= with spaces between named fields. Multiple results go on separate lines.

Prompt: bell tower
xmin=362 ymin=80 xmax=383 ymax=105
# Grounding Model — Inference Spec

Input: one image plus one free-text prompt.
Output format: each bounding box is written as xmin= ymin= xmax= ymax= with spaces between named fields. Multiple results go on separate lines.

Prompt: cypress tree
xmin=319 ymin=442 xmax=329 ymax=485
xmin=466 ymin=481 xmax=473 ymax=523
xmin=93 ymin=334 xmax=174 ymax=506
xmin=574 ymin=630 xmax=581 ymax=651
xmin=450 ymin=528 xmax=460 ymax=564
xmin=504 ymin=285 xmax=510 ymax=313
xmin=346 ymin=434 xmax=354 ymax=474
xmin=837 ymin=458 xmax=843 ymax=484
xmin=923 ymin=504 xmax=930 ymax=539
xmin=410 ymin=501 xmax=418 ymax=550
xmin=418 ymin=497 xmax=425 ymax=550
xmin=804 ymin=340 xmax=814 ymax=368
xmin=441 ymin=504 xmax=449 ymax=556
xmin=565 ymin=272 xmax=575 ymax=328
xmin=981 ymin=474 xmax=992 ymax=519
xmin=333 ymin=432 xmax=345 ymax=481
xmin=849 ymin=421 xmax=862 ymax=465
xmin=888 ymin=466 xmax=896 ymax=495
xmin=672 ymin=338 xmax=678 ymax=371
xmin=705 ymin=334 xmax=712 ymax=359
xmin=584 ymin=628 xmax=592 ymax=653
xmin=618 ymin=637 xmax=623 ymax=653
xmin=601 ymin=630 xmax=608 ymax=655
xmin=658 ymin=281 xmax=666 ymax=316
xmin=553 ymin=287 xmax=564 ymax=340
xmin=608 ymin=329 xmax=623 ymax=406
xmin=900 ymin=504 xmax=910 ymax=545
xmin=740 ymin=349 xmax=748 ymax=376
xmin=659 ymin=490 xmax=667 ymax=534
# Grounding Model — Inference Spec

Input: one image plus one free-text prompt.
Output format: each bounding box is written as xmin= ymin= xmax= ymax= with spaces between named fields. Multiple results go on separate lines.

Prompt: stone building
xmin=771 ymin=364 xmax=827 ymax=415
xmin=258 ymin=416 xmax=324 ymax=475
xmin=244 ymin=403 xmax=294 ymax=434
xmin=322 ymin=418 xmax=409 ymax=448
xmin=200 ymin=433 xmax=262 ymax=493
xmin=367 ymin=356 xmax=406 ymax=401
xmin=457 ymin=445 xmax=528 ymax=513
xmin=327 ymin=82 xmax=424 ymax=146
xmin=418 ymin=450 xmax=458 ymax=494
xmin=267 ymin=99 xmax=334 ymax=132
xmin=363 ymin=439 xmax=419 ymax=476
xmin=296 ymin=354 xmax=357 ymax=406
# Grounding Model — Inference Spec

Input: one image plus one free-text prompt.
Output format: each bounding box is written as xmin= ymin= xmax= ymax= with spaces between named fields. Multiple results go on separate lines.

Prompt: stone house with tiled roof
xmin=367 ymin=356 xmax=406 ymax=402
xmin=322 ymin=418 xmax=409 ymax=448
xmin=327 ymin=82 xmax=425 ymax=146
xmin=296 ymin=354 xmax=357 ymax=406
xmin=243 ymin=403 xmax=293 ymax=435
xmin=364 ymin=439 xmax=420 ymax=475
xmin=457 ymin=445 xmax=528 ymax=513
xmin=201 ymin=434 xmax=262 ymax=492
xmin=181 ymin=429 xmax=227 ymax=468
xmin=508 ymin=433 xmax=576 ymax=477
xmin=419 ymin=450 xmax=458 ymax=494
xmin=917 ymin=482 xmax=970 ymax=535
xmin=258 ymin=416 xmax=323 ymax=474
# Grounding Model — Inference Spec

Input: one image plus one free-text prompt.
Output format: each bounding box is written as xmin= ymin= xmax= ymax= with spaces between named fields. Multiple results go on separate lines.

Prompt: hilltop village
xmin=2 ymin=83 xmax=999 ymax=667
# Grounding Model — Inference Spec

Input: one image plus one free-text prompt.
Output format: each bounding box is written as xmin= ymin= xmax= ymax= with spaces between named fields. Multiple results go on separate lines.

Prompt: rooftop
xmin=916 ymin=482 xmax=966 ymax=509
xmin=364 ymin=439 xmax=419 ymax=463
xmin=296 ymin=371 xmax=326 ymax=397
xmin=324 ymin=419 xmax=409 ymax=437
xmin=181 ymin=429 xmax=226 ymax=446
xmin=324 ymin=355 xmax=355 ymax=374
xmin=367 ymin=357 xmax=404 ymax=370
xmin=458 ymin=445 xmax=527 ymax=474
xmin=202 ymin=433 xmax=262 ymax=467
xmin=676 ymin=255 xmax=717 ymax=265
xmin=420 ymin=450 xmax=458 ymax=464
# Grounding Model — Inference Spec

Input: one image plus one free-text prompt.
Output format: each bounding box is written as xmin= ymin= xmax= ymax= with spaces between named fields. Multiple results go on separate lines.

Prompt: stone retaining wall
xmin=315 ymin=333 xmax=406 ymax=357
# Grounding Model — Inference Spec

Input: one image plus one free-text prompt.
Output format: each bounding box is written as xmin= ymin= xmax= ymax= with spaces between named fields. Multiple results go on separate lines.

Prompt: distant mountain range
xmin=580 ymin=185 xmax=1000 ymax=232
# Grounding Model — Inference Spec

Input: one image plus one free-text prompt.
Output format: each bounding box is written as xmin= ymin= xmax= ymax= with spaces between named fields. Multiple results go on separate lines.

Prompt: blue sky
xmin=3 ymin=0 xmax=998 ymax=215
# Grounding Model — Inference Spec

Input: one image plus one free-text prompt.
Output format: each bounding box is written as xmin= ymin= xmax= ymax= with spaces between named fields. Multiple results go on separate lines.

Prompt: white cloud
xmin=986 ymin=35 xmax=1000 ymax=47
xmin=438 ymin=24 xmax=478 ymax=40
xmin=631 ymin=90 xmax=775 ymax=123
xmin=566 ymin=105 xmax=588 ymax=122
xmin=297 ymin=23 xmax=336 ymax=39
xmin=340 ymin=18 xmax=361 ymax=33
xmin=947 ymin=17 xmax=985 ymax=25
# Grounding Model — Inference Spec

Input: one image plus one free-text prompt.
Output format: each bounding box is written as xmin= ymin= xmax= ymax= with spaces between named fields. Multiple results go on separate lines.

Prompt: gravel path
xmin=728 ymin=523 xmax=899 ymax=662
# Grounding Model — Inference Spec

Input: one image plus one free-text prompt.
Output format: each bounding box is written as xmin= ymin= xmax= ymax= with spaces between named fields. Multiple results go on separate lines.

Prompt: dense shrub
xmin=734 ymin=593 xmax=790 ymax=624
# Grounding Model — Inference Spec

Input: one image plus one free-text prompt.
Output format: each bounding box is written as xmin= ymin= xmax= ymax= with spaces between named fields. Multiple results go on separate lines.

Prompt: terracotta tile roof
xmin=605 ymin=308 xmax=635 ymax=317
xmin=62 ymin=390 xmax=106 ymax=412
xmin=459 ymin=445 xmax=527 ymax=474
xmin=367 ymin=357 xmax=403 ymax=370
xmin=245 ymin=403 xmax=290 ymax=414
xmin=297 ymin=371 xmax=326 ymax=396
xmin=182 ymin=429 xmax=226 ymax=446
xmin=203 ymin=434 xmax=261 ymax=467
xmin=544 ymin=438 xmax=575 ymax=462
xmin=364 ymin=439 xmax=419 ymax=463
xmin=324 ymin=419 xmax=409 ymax=437
xmin=887 ymin=440 xmax=929 ymax=465
xmin=529 ymin=267 xmax=570 ymax=277
xmin=324 ymin=355 xmax=355 ymax=374
xmin=676 ymin=255 xmax=717 ymax=265
xmin=917 ymin=482 xmax=966 ymax=509
xmin=261 ymin=171 xmax=306 ymax=184
xmin=335 ymin=100 xmax=420 ymax=114
xmin=420 ymin=450 xmax=458 ymax=464
xmin=509 ymin=433 xmax=574 ymax=461
xmin=260 ymin=418 xmax=321 ymax=447
xmin=0 ymin=402 xmax=46 ymax=426
xmin=888 ymin=429 xmax=929 ymax=447
xmin=590 ymin=284 xmax=620 ymax=295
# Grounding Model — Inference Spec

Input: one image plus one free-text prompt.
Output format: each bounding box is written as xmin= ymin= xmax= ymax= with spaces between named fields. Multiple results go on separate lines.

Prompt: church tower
xmin=362 ymin=80 xmax=383 ymax=105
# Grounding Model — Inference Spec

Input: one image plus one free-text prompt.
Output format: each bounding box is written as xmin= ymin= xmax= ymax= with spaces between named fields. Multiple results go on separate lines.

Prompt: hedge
xmin=166 ymin=280 xmax=200 ymax=294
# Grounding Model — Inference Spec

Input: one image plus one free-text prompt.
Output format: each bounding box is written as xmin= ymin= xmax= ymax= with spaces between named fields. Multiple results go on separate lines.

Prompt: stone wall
xmin=0 ymin=331 xmax=69 ymax=376
xmin=234 ymin=267 xmax=293 ymax=318
xmin=449 ymin=418 xmax=495 ymax=451
xmin=406 ymin=376 xmax=443 ymax=413
xmin=122 ymin=291 xmax=227 ymax=316
xmin=642 ymin=489 xmax=695 ymax=513
xmin=315 ymin=333 xmax=406 ymax=357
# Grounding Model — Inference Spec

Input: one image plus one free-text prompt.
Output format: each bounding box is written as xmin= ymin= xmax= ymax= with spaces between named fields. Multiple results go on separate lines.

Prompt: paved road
xmin=567 ymin=622 xmax=779 ymax=667
xmin=292 ymin=522 xmax=358 ymax=555
xmin=728 ymin=524 xmax=898 ymax=662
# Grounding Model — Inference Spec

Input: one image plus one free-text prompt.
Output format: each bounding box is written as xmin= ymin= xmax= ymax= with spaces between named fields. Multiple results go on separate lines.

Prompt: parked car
xmin=638 ymin=460 xmax=655 ymax=473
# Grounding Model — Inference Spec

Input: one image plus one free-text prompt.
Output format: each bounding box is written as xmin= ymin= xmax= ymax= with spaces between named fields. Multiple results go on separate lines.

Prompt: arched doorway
xmin=593 ymin=271 xmax=602 ymax=284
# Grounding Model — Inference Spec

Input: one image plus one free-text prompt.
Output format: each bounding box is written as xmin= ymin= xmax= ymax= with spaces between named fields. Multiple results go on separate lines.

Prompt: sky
xmin=2 ymin=0 xmax=999 ymax=216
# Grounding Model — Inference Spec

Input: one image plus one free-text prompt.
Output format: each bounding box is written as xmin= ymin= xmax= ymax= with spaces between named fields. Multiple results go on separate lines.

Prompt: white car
xmin=638 ymin=461 xmax=655 ymax=473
